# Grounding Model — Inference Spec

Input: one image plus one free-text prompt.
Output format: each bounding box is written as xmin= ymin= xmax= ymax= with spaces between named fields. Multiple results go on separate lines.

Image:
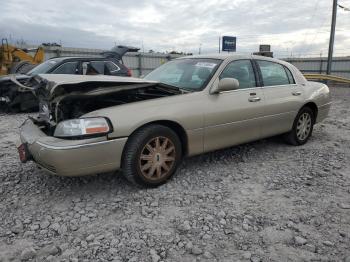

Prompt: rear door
xmin=204 ymin=59 xmax=265 ymax=152
xmin=255 ymin=60 xmax=304 ymax=137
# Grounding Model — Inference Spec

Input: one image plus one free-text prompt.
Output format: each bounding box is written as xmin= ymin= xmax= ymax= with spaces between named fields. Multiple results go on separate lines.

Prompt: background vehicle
xmin=18 ymin=55 xmax=331 ymax=187
xmin=0 ymin=45 xmax=137 ymax=111
xmin=0 ymin=38 xmax=44 ymax=75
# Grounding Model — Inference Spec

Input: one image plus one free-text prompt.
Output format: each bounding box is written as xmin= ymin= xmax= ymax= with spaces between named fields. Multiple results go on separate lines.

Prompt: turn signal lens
xmin=54 ymin=117 xmax=111 ymax=137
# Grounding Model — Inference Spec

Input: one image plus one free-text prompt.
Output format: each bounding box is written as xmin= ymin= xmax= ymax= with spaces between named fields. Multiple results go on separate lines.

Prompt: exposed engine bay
xmin=28 ymin=75 xmax=182 ymax=135
xmin=49 ymin=83 xmax=180 ymax=123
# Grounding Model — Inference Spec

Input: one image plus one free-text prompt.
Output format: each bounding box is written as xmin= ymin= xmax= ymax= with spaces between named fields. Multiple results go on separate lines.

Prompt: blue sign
xmin=222 ymin=36 xmax=236 ymax=52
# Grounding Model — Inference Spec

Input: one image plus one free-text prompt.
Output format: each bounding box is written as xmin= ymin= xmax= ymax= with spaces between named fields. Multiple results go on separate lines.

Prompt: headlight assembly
xmin=54 ymin=117 xmax=112 ymax=138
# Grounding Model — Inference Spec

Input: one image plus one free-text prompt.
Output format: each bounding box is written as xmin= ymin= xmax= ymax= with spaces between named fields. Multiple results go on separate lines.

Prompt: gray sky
xmin=1 ymin=0 xmax=350 ymax=57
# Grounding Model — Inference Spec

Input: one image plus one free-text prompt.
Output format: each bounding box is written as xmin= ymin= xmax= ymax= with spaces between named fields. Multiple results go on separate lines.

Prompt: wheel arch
xmin=125 ymin=120 xmax=189 ymax=157
xmin=301 ymin=102 xmax=318 ymax=121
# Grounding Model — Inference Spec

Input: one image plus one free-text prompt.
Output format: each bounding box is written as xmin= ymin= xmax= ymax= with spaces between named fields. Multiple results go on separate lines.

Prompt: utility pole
xmin=326 ymin=0 xmax=338 ymax=75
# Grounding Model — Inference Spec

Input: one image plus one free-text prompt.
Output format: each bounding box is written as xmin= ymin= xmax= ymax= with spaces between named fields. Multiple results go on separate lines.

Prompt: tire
xmin=284 ymin=107 xmax=315 ymax=146
xmin=122 ymin=124 xmax=182 ymax=187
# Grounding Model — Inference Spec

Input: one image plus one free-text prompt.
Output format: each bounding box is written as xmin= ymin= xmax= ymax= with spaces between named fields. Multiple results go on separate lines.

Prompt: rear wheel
xmin=122 ymin=125 xmax=182 ymax=187
xmin=284 ymin=107 xmax=315 ymax=145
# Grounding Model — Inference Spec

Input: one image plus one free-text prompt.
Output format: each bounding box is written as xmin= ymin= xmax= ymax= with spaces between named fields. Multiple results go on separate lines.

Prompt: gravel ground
xmin=0 ymin=86 xmax=349 ymax=262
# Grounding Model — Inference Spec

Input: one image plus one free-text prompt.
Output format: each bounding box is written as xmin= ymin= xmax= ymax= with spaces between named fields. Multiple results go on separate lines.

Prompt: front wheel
xmin=121 ymin=125 xmax=182 ymax=187
xmin=284 ymin=107 xmax=315 ymax=146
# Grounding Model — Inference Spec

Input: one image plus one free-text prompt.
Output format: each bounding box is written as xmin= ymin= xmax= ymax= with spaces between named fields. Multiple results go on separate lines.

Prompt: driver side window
xmin=219 ymin=60 xmax=256 ymax=89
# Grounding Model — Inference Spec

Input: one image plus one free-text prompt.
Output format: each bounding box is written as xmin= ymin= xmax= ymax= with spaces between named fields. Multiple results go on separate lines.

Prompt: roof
xmin=177 ymin=53 xmax=297 ymax=71
xmin=48 ymin=56 xmax=110 ymax=61
xmin=183 ymin=53 xmax=253 ymax=60
xmin=177 ymin=53 xmax=285 ymax=63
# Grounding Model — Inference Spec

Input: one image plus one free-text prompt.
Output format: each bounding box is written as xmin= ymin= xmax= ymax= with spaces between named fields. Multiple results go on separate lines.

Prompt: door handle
xmin=248 ymin=97 xmax=261 ymax=102
xmin=292 ymin=91 xmax=302 ymax=96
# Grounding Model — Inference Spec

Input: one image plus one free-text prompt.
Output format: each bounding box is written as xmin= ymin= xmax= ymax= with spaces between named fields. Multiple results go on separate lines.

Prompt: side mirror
xmin=210 ymin=78 xmax=240 ymax=94
xmin=217 ymin=78 xmax=239 ymax=92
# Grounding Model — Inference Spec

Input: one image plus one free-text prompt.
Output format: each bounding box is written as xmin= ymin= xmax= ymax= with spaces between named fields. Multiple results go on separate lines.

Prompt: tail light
xmin=127 ymin=68 xmax=132 ymax=77
xmin=18 ymin=143 xmax=30 ymax=163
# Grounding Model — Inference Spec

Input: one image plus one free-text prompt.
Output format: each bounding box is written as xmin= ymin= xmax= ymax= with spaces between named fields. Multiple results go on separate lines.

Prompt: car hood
xmin=32 ymin=74 xmax=182 ymax=125
xmin=32 ymin=74 xmax=183 ymax=112
xmin=33 ymin=74 xmax=159 ymax=95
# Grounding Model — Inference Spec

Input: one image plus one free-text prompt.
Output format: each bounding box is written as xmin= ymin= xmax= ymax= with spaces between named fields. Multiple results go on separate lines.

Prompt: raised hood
xmin=31 ymin=74 xmax=182 ymax=127
xmin=33 ymin=74 xmax=159 ymax=97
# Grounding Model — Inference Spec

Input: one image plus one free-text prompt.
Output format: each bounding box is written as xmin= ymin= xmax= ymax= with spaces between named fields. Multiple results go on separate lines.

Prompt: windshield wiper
xmin=177 ymin=86 xmax=193 ymax=93
xmin=156 ymin=83 xmax=188 ymax=94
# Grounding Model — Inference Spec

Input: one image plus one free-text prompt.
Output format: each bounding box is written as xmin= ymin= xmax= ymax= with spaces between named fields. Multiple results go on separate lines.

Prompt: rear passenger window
xmin=90 ymin=61 xmax=105 ymax=74
xmin=105 ymin=61 xmax=120 ymax=74
xmin=219 ymin=60 xmax=256 ymax=89
xmin=285 ymin=67 xmax=295 ymax=84
xmin=257 ymin=60 xmax=290 ymax=86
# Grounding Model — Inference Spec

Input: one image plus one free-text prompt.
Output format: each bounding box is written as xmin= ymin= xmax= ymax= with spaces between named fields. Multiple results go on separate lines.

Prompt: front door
xmin=204 ymin=59 xmax=265 ymax=152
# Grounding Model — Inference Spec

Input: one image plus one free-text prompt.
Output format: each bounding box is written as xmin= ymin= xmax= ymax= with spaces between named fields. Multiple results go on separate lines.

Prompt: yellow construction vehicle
xmin=0 ymin=38 xmax=45 ymax=76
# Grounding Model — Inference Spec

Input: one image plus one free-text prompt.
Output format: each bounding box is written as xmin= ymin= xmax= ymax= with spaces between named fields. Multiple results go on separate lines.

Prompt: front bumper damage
xmin=19 ymin=119 xmax=127 ymax=176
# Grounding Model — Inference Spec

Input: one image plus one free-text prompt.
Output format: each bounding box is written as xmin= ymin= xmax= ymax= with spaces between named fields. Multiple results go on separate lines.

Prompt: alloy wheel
xmin=139 ymin=136 xmax=176 ymax=180
xmin=296 ymin=112 xmax=312 ymax=141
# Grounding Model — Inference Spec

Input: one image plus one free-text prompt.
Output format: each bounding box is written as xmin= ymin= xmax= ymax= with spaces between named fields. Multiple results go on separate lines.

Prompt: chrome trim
xmin=248 ymin=97 xmax=261 ymax=102
xmin=218 ymin=86 xmax=263 ymax=94
xmin=206 ymin=115 xmax=262 ymax=129
xmin=217 ymin=83 xmax=297 ymax=94
xmin=262 ymin=84 xmax=298 ymax=89
xmin=36 ymin=137 xmax=127 ymax=150
xmin=188 ymin=127 xmax=204 ymax=132
xmin=205 ymin=111 xmax=295 ymax=129
xmin=292 ymin=91 xmax=302 ymax=96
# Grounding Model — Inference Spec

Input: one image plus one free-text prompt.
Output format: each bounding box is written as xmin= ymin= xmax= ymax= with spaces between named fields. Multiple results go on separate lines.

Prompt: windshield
xmin=144 ymin=58 xmax=222 ymax=91
xmin=27 ymin=59 xmax=60 ymax=76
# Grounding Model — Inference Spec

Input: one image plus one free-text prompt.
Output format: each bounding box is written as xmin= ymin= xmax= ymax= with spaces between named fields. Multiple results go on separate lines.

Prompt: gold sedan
xmin=18 ymin=54 xmax=331 ymax=187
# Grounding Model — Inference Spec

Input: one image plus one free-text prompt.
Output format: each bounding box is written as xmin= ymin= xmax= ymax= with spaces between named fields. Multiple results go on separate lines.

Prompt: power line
xmin=300 ymin=0 xmax=322 ymax=52
xmin=301 ymin=16 xmax=330 ymax=55
xmin=338 ymin=3 xmax=350 ymax=10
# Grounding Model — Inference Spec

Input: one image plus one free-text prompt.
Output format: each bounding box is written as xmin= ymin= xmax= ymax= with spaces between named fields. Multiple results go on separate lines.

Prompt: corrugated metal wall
xmin=284 ymin=57 xmax=350 ymax=78
xmin=122 ymin=53 xmax=174 ymax=77
xmin=26 ymin=46 xmax=181 ymax=77
xmin=25 ymin=45 xmax=350 ymax=79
